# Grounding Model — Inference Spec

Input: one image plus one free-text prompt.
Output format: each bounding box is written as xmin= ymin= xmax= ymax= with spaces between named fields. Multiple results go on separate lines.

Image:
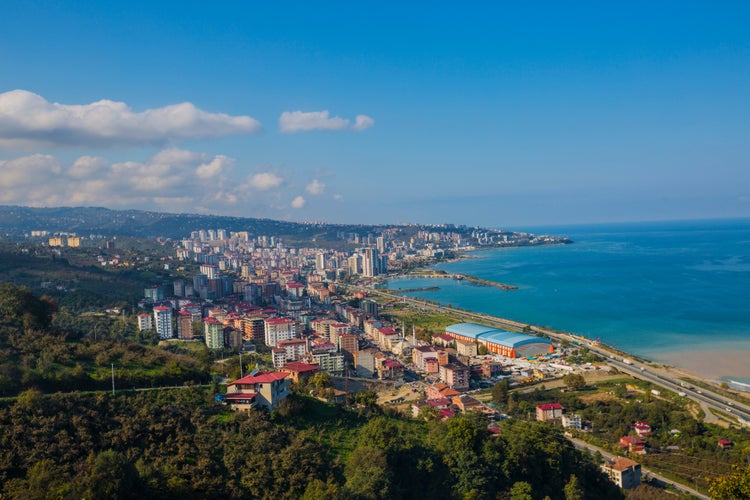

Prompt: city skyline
xmin=1 ymin=2 xmax=749 ymax=227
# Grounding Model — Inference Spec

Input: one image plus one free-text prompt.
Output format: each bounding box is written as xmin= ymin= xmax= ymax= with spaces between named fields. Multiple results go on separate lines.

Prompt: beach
xmin=388 ymin=219 xmax=750 ymax=388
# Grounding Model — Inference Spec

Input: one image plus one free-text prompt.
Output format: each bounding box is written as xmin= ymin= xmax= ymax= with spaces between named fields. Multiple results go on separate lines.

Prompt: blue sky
xmin=1 ymin=2 xmax=749 ymax=227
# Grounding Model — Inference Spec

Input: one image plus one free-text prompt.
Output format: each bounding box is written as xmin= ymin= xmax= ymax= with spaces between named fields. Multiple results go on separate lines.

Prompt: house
xmin=455 ymin=339 xmax=478 ymax=357
xmin=380 ymin=359 xmax=405 ymax=380
xmin=224 ymin=371 xmax=289 ymax=411
xmin=619 ymin=436 xmax=645 ymax=454
xmin=279 ymin=360 xmax=319 ymax=384
xmin=561 ymin=414 xmax=583 ymax=430
xmin=431 ymin=333 xmax=454 ymax=347
xmin=453 ymin=394 xmax=483 ymax=412
xmin=426 ymin=383 xmax=460 ymax=400
xmin=536 ymin=403 xmax=564 ymax=422
xmin=717 ymin=439 xmax=734 ymax=450
xmin=601 ymin=457 xmax=641 ymax=489
xmin=634 ymin=421 xmax=652 ymax=436
xmin=439 ymin=362 xmax=470 ymax=391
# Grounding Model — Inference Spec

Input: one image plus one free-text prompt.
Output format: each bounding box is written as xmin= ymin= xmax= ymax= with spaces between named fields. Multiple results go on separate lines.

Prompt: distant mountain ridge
xmin=0 ymin=205 xmax=387 ymax=240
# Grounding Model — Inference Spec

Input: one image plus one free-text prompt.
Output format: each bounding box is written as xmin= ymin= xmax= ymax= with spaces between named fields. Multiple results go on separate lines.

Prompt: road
xmin=364 ymin=286 xmax=750 ymax=425
xmin=569 ymin=437 xmax=709 ymax=499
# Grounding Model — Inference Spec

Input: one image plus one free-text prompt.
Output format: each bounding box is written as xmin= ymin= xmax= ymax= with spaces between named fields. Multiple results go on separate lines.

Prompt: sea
xmin=385 ymin=218 xmax=750 ymax=387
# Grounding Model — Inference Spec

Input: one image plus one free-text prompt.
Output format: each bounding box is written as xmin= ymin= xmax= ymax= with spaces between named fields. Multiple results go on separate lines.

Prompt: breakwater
xmin=405 ymin=271 xmax=518 ymax=290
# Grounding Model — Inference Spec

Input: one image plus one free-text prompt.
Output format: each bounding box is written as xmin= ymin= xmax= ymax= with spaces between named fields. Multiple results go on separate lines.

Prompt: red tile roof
xmin=265 ymin=317 xmax=296 ymax=325
xmin=229 ymin=371 xmax=288 ymax=385
xmin=281 ymin=361 xmax=319 ymax=373
xmin=537 ymin=403 xmax=563 ymax=411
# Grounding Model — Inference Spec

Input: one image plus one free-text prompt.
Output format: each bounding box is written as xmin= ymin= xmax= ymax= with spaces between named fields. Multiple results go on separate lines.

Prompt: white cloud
xmin=333 ymin=194 xmax=343 ymax=201
xmin=352 ymin=114 xmax=375 ymax=131
xmin=0 ymin=89 xmax=261 ymax=150
xmin=249 ymin=172 xmax=284 ymax=191
xmin=0 ymin=149 xmax=285 ymax=214
xmin=305 ymin=179 xmax=325 ymax=195
xmin=278 ymin=110 xmax=374 ymax=133
xmin=290 ymin=195 xmax=306 ymax=209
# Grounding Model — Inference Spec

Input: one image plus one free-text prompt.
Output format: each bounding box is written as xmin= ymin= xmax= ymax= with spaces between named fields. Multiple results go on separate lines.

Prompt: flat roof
xmin=446 ymin=322 xmax=552 ymax=348
xmin=445 ymin=322 xmax=498 ymax=339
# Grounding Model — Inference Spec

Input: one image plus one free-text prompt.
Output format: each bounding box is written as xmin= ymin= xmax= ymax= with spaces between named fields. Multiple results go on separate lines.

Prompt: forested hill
xmin=0 ymin=205 xmax=368 ymax=240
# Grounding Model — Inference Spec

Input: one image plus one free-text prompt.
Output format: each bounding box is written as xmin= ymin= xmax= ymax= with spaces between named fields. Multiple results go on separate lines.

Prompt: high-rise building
xmin=137 ymin=313 xmax=153 ymax=332
xmin=144 ymin=285 xmax=165 ymax=301
xmin=177 ymin=310 xmax=193 ymax=339
xmin=204 ymin=318 xmax=224 ymax=349
xmin=264 ymin=317 xmax=298 ymax=347
xmin=315 ymin=252 xmax=326 ymax=272
xmin=362 ymin=248 xmax=379 ymax=277
xmin=153 ymin=306 xmax=173 ymax=340
xmin=173 ymin=279 xmax=186 ymax=297
xmin=376 ymin=236 xmax=385 ymax=253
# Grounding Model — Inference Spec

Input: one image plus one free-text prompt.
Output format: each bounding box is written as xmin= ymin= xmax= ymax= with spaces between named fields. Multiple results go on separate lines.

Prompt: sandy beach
xmin=645 ymin=340 xmax=750 ymax=387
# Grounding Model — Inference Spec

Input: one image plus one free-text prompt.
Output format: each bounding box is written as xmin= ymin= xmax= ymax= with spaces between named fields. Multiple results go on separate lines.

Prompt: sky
xmin=1 ymin=1 xmax=749 ymax=228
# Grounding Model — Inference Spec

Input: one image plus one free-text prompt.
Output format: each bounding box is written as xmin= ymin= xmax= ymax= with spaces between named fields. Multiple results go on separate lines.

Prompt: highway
xmin=568 ymin=437 xmax=709 ymax=499
xmin=364 ymin=286 xmax=750 ymax=424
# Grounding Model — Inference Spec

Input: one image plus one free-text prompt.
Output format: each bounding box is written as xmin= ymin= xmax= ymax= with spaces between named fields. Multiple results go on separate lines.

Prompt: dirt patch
xmin=578 ymin=392 xmax=618 ymax=404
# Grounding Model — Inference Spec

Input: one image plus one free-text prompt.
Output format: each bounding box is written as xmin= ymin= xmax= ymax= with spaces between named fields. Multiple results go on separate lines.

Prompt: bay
xmin=385 ymin=218 xmax=750 ymax=385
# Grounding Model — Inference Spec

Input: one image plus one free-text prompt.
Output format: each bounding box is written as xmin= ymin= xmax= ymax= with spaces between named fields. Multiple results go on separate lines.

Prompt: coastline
xmin=385 ymin=253 xmax=750 ymax=392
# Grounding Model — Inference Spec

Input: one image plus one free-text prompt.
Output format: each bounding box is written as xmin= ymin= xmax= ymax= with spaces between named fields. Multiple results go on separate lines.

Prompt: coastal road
xmin=568 ymin=437 xmax=710 ymax=499
xmin=363 ymin=287 xmax=750 ymax=423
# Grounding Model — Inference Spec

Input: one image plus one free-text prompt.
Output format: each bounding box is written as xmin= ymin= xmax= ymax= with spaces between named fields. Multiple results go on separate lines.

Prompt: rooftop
xmin=229 ymin=371 xmax=288 ymax=385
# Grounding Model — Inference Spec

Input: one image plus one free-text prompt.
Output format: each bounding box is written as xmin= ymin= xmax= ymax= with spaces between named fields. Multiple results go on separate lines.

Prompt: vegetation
xmin=0 ymin=390 xmax=623 ymax=499
xmin=0 ymin=284 xmax=211 ymax=396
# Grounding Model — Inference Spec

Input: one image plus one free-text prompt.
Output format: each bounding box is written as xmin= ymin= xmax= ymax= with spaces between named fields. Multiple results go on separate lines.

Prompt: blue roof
xmin=446 ymin=322 xmax=551 ymax=348
xmin=445 ymin=322 xmax=498 ymax=339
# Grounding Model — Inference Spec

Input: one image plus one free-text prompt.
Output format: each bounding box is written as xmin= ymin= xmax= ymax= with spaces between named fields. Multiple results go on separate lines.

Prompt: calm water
xmin=386 ymin=219 xmax=750 ymax=382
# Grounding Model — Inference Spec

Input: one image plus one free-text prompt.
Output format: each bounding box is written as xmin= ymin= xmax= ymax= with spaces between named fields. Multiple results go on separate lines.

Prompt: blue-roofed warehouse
xmin=445 ymin=322 xmax=553 ymax=358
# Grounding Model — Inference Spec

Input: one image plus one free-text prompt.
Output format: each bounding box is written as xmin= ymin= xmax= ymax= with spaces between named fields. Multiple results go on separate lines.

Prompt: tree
xmin=564 ymin=474 xmax=583 ymax=500
xmin=344 ymin=446 xmax=391 ymax=499
xmin=509 ymin=481 xmax=533 ymax=500
xmin=492 ymin=379 xmax=511 ymax=405
xmin=563 ymin=374 xmax=586 ymax=391
xmin=309 ymin=372 xmax=332 ymax=393
xmin=707 ymin=465 xmax=750 ymax=499
xmin=302 ymin=479 xmax=347 ymax=500
xmin=82 ymin=450 xmax=143 ymax=499
xmin=354 ymin=389 xmax=378 ymax=407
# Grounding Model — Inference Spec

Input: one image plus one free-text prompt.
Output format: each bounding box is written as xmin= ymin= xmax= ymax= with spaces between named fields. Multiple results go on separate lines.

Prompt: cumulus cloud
xmin=305 ymin=179 xmax=325 ymax=195
xmin=278 ymin=110 xmax=374 ymax=133
xmin=352 ymin=114 xmax=375 ymax=131
xmin=0 ymin=149 xmax=290 ymax=214
xmin=249 ymin=172 xmax=284 ymax=191
xmin=333 ymin=194 xmax=343 ymax=201
xmin=290 ymin=195 xmax=306 ymax=209
xmin=0 ymin=89 xmax=261 ymax=150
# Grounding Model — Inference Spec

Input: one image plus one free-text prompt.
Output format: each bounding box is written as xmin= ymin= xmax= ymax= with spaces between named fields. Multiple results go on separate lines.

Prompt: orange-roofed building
xmin=225 ymin=371 xmax=289 ymax=411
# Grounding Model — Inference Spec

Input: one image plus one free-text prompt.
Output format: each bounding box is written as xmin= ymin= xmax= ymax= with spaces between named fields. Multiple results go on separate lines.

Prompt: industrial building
xmin=444 ymin=322 xmax=553 ymax=358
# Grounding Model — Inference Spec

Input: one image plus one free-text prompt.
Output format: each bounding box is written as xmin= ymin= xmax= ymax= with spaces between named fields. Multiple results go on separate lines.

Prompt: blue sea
xmin=386 ymin=218 xmax=750 ymax=385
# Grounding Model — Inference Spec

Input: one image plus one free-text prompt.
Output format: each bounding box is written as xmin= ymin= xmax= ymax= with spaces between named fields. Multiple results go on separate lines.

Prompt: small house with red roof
xmin=536 ymin=403 xmax=564 ymax=422
xmin=634 ymin=422 xmax=652 ymax=436
xmin=224 ymin=371 xmax=289 ymax=411
xmin=426 ymin=383 xmax=461 ymax=400
xmin=618 ymin=436 xmax=645 ymax=454
xmin=717 ymin=439 xmax=733 ymax=450
xmin=280 ymin=361 xmax=319 ymax=384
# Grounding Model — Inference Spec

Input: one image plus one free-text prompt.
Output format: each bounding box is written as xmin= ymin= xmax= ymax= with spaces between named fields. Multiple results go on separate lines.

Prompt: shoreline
xmin=384 ymin=256 xmax=750 ymax=393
